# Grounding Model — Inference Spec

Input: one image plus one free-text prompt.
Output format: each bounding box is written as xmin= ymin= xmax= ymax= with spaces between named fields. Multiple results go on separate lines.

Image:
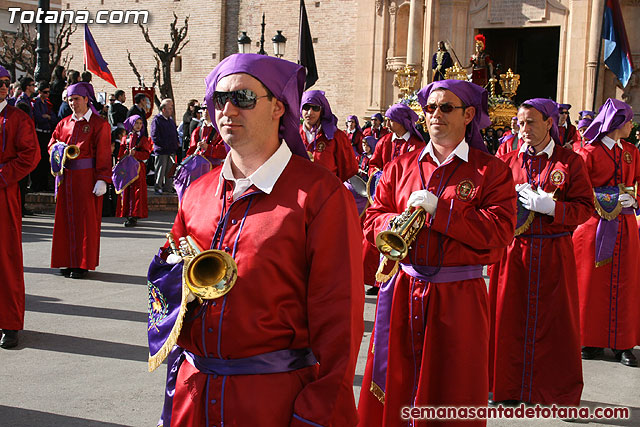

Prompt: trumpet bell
xmin=376 ymin=231 xmax=408 ymax=261
xmin=184 ymin=249 xmax=238 ymax=299
xmin=65 ymin=144 xmax=80 ymax=160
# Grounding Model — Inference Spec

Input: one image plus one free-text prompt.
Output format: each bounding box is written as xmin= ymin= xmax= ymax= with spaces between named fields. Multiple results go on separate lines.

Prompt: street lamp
xmin=238 ymin=14 xmax=286 ymax=57
xmin=272 ymin=31 xmax=287 ymax=58
xmin=237 ymin=31 xmax=251 ymax=54
xmin=34 ymin=0 xmax=51 ymax=82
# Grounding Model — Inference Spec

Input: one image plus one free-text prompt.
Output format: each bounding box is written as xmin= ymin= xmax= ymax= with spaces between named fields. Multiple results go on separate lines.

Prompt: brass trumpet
xmin=166 ymin=233 xmax=238 ymax=300
xmin=376 ymin=206 xmax=427 ymax=261
xmin=64 ymin=144 xmax=80 ymax=160
xmin=620 ymin=182 xmax=638 ymax=199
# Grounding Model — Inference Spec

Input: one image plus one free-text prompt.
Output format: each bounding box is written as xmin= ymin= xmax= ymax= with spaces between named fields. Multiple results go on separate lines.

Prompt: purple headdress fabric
xmin=385 ymin=103 xmax=423 ymax=141
xmin=67 ymin=82 xmax=100 ymax=115
xmin=301 ymin=90 xmax=339 ymax=140
xmin=520 ymin=98 xmax=560 ymax=146
xmin=347 ymin=115 xmax=362 ymax=133
xmin=124 ymin=115 xmax=142 ymax=133
xmin=583 ymin=98 xmax=634 ymax=143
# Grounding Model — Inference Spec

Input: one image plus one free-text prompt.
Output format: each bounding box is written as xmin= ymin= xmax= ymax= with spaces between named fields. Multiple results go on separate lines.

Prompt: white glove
xmin=619 ymin=193 xmax=637 ymax=209
xmin=407 ymin=189 xmax=438 ymax=215
xmin=519 ymin=187 xmax=556 ymax=216
xmin=166 ymin=253 xmax=183 ymax=264
xmin=515 ymin=182 xmax=533 ymax=194
xmin=92 ymin=180 xmax=107 ymax=197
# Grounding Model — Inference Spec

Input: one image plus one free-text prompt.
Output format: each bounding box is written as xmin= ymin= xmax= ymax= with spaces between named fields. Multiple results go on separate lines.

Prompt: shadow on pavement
xmin=0 ymin=406 xmax=130 ymax=427
xmin=23 ymin=267 xmax=148 ymax=286
xmin=25 ymin=294 xmax=147 ymax=323
xmin=19 ymin=331 xmax=149 ymax=362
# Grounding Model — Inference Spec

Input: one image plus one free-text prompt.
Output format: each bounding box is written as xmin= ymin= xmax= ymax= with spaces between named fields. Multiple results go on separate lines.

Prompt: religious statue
xmin=431 ymin=41 xmax=453 ymax=81
xmin=468 ymin=34 xmax=493 ymax=88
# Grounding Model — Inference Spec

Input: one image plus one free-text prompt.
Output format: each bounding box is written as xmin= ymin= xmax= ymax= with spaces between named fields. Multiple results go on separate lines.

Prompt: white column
xmin=406 ymin=0 xmax=425 ymax=67
xmin=586 ymin=0 xmax=605 ymax=110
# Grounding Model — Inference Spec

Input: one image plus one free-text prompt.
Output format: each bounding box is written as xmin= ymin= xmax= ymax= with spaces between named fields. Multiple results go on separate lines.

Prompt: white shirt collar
xmin=114 ymin=100 xmax=123 ymax=105
xmin=601 ymin=135 xmax=623 ymax=150
xmin=0 ymin=99 xmax=6 ymax=114
xmin=71 ymin=109 xmax=92 ymax=122
xmin=217 ymin=142 xmax=292 ymax=201
xmin=518 ymin=139 xmax=555 ymax=158
xmin=392 ymin=131 xmax=410 ymax=142
xmin=420 ymin=139 xmax=469 ymax=167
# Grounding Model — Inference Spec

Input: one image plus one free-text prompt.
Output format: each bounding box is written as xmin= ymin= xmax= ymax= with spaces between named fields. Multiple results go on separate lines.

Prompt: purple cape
xmin=417 ymin=80 xmax=491 ymax=152
xmin=124 ymin=115 xmax=142 ymax=133
xmin=520 ymin=98 xmax=561 ymax=146
xmin=204 ymin=53 xmax=307 ymax=159
xmin=385 ymin=103 xmax=423 ymax=141
xmin=583 ymin=98 xmax=634 ymax=143
xmin=300 ymin=90 xmax=339 ymax=140
xmin=0 ymin=65 xmax=9 ymax=79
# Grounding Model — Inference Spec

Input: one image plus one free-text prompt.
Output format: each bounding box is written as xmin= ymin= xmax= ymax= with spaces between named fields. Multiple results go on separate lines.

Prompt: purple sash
xmin=54 ymin=158 xmax=96 ymax=198
xmin=160 ymin=347 xmax=317 ymax=427
xmin=370 ymin=263 xmax=483 ymax=403
xmin=595 ymin=207 xmax=635 ymax=266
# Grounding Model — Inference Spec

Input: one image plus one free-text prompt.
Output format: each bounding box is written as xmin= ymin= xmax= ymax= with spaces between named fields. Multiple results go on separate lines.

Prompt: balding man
xmin=358 ymin=80 xmax=516 ymax=427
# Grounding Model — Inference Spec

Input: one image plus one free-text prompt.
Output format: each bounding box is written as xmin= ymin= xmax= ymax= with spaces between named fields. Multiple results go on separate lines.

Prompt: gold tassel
xmin=370 ymin=382 xmax=386 ymax=404
xmin=595 ymin=258 xmax=612 ymax=268
xmin=593 ymin=191 xmax=623 ymax=221
xmin=375 ymin=258 xmax=398 ymax=283
xmin=514 ymin=210 xmax=535 ymax=236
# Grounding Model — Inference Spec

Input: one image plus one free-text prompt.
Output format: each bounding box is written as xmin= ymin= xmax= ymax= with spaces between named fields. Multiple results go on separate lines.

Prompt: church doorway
xmin=479 ymin=27 xmax=560 ymax=104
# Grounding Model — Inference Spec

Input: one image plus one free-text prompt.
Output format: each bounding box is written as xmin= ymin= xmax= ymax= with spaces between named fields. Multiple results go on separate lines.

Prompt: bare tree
xmin=127 ymin=13 xmax=189 ymax=110
xmin=0 ymin=22 xmax=76 ymax=81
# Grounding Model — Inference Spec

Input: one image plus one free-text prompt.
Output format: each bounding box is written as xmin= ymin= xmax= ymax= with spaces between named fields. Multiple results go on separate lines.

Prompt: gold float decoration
xmin=444 ymin=63 xmax=467 ymax=81
xmin=393 ymin=64 xmax=420 ymax=99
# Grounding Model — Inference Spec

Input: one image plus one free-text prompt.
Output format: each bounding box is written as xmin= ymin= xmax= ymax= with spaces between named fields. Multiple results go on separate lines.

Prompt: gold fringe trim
xmin=593 ymin=190 xmax=623 ymax=221
xmin=514 ymin=210 xmax=535 ymax=236
xmin=370 ymin=381 xmax=386 ymax=404
xmin=595 ymin=258 xmax=612 ymax=268
xmin=359 ymin=201 xmax=370 ymax=219
xmin=114 ymin=159 xmax=141 ymax=195
xmin=375 ymin=258 xmax=398 ymax=283
xmin=148 ymin=277 xmax=191 ymax=372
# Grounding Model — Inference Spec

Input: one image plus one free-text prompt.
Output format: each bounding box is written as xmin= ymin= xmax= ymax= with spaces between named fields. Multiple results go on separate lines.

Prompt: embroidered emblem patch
xmin=550 ymin=170 xmax=566 ymax=186
xmin=623 ymin=151 xmax=632 ymax=164
xmin=82 ymin=124 xmax=90 ymax=133
xmin=148 ymin=283 xmax=168 ymax=332
xmin=455 ymin=179 xmax=476 ymax=201
xmin=316 ymin=141 xmax=326 ymax=152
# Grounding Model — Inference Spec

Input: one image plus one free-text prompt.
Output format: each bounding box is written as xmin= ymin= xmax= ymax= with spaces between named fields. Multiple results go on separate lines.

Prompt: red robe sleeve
xmin=550 ymin=152 xmax=594 ymax=227
xmin=0 ymin=107 xmax=40 ymax=189
xmin=291 ymin=185 xmax=364 ymax=427
xmin=332 ymin=129 xmax=358 ymax=182
xmin=133 ymin=135 xmax=152 ymax=162
xmin=368 ymin=133 xmax=391 ymax=174
xmin=186 ymin=126 xmax=200 ymax=156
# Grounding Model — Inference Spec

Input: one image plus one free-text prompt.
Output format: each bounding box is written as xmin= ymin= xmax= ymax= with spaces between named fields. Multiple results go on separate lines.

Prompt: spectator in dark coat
xmin=150 ymin=98 xmax=179 ymax=194
xmin=108 ymin=89 xmax=128 ymax=129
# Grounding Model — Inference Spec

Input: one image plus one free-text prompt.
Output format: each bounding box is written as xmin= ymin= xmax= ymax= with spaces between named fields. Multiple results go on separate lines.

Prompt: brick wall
xmin=63 ymin=0 xmax=360 ymax=125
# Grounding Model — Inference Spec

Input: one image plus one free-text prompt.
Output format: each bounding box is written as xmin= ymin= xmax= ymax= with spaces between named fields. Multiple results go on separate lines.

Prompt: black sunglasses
xmin=302 ymin=104 xmax=322 ymax=112
xmin=424 ymin=103 xmax=467 ymax=114
xmin=212 ymin=89 xmax=269 ymax=110
xmin=0 ymin=80 xmax=10 ymax=88
xmin=41 ymin=90 xmax=50 ymax=94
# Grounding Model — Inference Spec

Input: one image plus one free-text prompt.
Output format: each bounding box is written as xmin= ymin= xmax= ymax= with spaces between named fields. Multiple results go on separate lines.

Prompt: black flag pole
xmin=299 ymin=0 xmax=318 ymax=90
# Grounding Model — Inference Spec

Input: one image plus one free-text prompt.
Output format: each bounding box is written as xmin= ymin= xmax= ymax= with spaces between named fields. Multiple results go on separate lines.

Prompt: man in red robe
xmin=49 ymin=82 xmax=112 ymax=279
xmin=115 ymin=114 xmax=152 ymax=227
xmin=363 ymin=112 xmax=390 ymax=140
xmin=346 ymin=114 xmax=364 ymax=156
xmin=155 ymin=53 xmax=364 ymax=427
xmin=299 ymin=90 xmax=358 ymax=182
xmin=573 ymin=98 xmax=640 ymax=367
xmin=368 ymin=103 xmax=425 ymax=174
xmin=186 ymin=106 xmax=227 ymax=166
xmin=0 ymin=66 xmax=40 ymax=349
xmin=557 ymin=103 xmax=580 ymax=149
xmin=572 ymin=110 xmax=596 ymax=151
xmin=489 ymin=98 xmax=593 ymax=406
xmin=358 ymin=79 xmax=516 ymax=427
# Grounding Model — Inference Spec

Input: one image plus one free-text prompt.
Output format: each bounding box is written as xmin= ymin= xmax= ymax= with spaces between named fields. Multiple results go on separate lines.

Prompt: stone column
xmin=387 ymin=2 xmax=397 ymax=58
xmin=406 ymin=0 xmax=425 ymax=68
xmin=586 ymin=0 xmax=605 ymax=110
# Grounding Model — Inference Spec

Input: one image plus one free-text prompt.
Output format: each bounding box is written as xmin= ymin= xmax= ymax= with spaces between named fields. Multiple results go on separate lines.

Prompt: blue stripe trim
xmin=292 ymin=414 xmax=325 ymax=427
xmin=220 ymin=375 xmax=227 ymax=426
xmin=520 ymin=235 xmax=534 ymax=400
xmin=528 ymin=237 xmax=544 ymax=402
xmin=0 ymin=171 xmax=6 ymax=186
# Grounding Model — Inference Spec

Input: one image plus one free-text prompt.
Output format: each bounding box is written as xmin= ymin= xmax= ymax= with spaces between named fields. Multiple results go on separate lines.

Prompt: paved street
xmin=0 ymin=211 xmax=638 ymax=426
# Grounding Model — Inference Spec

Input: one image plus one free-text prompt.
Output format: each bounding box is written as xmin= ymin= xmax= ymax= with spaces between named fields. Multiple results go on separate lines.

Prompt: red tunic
xmin=0 ymin=105 xmax=40 ymax=330
xmin=558 ymin=124 xmax=580 ymax=147
xmin=299 ymin=125 xmax=358 ymax=182
xmin=348 ymin=130 xmax=364 ymax=155
xmin=115 ymin=132 xmax=152 ymax=219
xmin=573 ymin=140 xmax=640 ymax=350
xmin=489 ymin=144 xmax=593 ymax=405
xmin=169 ymin=154 xmax=364 ymax=427
xmin=187 ymin=125 xmax=227 ymax=164
xmin=49 ymin=113 xmax=112 ymax=270
xmin=368 ymin=133 xmax=425 ymax=174
xmin=363 ymin=126 xmax=390 ymax=140
xmin=495 ymin=135 xmax=521 ymax=157
xmin=358 ymin=146 xmax=516 ymax=427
